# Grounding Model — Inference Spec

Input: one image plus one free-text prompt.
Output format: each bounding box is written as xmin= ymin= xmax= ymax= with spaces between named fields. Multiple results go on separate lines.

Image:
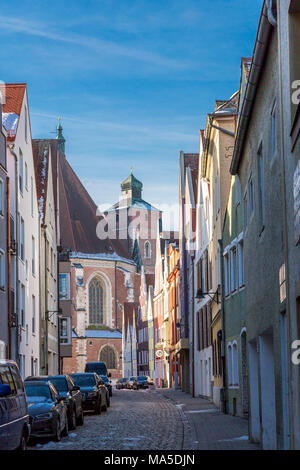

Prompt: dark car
xmin=0 ymin=360 xmax=30 ymax=450
xmin=135 ymin=376 xmax=149 ymax=390
xmin=70 ymin=373 xmax=108 ymax=414
xmin=24 ymin=381 xmax=68 ymax=442
xmin=116 ymin=378 xmax=128 ymax=390
xmin=85 ymin=362 xmax=111 ymax=378
xmin=100 ymin=375 xmax=112 ymax=397
xmin=25 ymin=374 xmax=84 ymax=429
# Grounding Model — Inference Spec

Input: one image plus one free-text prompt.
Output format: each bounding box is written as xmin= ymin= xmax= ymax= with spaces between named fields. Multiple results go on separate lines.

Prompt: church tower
xmin=56 ymin=118 xmax=65 ymax=155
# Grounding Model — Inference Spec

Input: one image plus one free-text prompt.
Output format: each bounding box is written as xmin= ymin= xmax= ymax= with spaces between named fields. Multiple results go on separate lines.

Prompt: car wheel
xmin=54 ymin=419 xmax=62 ymax=442
xmin=77 ymin=408 xmax=84 ymax=426
xmin=69 ymin=407 xmax=77 ymax=430
xmin=62 ymin=414 xmax=69 ymax=437
xmin=17 ymin=429 xmax=27 ymax=451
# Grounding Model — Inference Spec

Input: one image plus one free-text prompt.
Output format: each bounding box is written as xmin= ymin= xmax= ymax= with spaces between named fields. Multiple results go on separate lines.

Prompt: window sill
xmin=228 ymin=385 xmax=239 ymax=390
xmin=0 ymin=286 xmax=5 ymax=293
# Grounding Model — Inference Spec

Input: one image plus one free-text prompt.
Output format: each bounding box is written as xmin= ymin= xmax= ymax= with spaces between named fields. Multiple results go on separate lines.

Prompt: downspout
xmin=218 ymin=238 xmax=226 ymax=414
xmin=115 ymin=260 xmax=117 ymax=329
xmin=11 ymin=147 xmax=19 ymax=367
xmin=43 ymin=226 xmax=48 ymax=375
xmin=191 ymin=252 xmax=195 ymax=397
xmin=277 ymin=0 xmax=292 ymax=449
xmin=7 ymin=176 xmax=11 ymax=358
xmin=266 ymin=0 xmax=277 ymax=27
xmin=57 ymin=244 xmax=60 ymax=374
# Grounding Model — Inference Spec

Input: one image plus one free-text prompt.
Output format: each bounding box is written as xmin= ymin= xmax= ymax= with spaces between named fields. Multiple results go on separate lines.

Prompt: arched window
xmin=100 ymin=345 xmax=116 ymax=369
xmin=89 ymin=277 xmax=104 ymax=325
xmin=144 ymin=241 xmax=151 ymax=259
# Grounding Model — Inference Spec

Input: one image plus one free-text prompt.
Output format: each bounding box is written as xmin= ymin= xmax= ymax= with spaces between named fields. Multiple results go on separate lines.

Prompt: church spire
xmin=56 ymin=117 xmax=66 ymax=154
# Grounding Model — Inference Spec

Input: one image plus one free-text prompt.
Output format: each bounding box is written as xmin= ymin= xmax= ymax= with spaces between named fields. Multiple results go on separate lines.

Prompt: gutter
xmin=230 ymin=2 xmax=273 ymax=175
xmin=10 ymin=146 xmax=19 ymax=366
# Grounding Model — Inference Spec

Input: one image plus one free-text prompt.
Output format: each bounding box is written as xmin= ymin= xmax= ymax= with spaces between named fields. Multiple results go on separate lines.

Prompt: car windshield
xmin=100 ymin=375 xmax=108 ymax=383
xmin=25 ymin=384 xmax=52 ymax=402
xmin=71 ymin=375 xmax=96 ymax=387
xmin=48 ymin=377 xmax=68 ymax=392
xmin=85 ymin=363 xmax=107 ymax=375
xmin=137 ymin=376 xmax=147 ymax=381
xmin=130 ymin=377 xmax=136 ymax=381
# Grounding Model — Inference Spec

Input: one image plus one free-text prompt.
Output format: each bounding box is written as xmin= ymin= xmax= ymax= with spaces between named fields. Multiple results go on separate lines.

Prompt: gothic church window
xmin=89 ymin=277 xmax=104 ymax=324
xmin=144 ymin=241 xmax=151 ymax=259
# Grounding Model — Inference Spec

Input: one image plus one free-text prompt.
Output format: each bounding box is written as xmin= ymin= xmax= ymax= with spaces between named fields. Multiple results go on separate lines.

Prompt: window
xmin=227 ymin=344 xmax=233 ymax=386
xmin=0 ymin=179 xmax=3 ymax=215
xmin=205 ymin=196 xmax=209 ymax=220
xmin=100 ymin=345 xmax=116 ymax=369
xmin=25 ymin=162 xmax=28 ymax=190
xmin=25 ymin=106 xmax=28 ymax=143
xmin=31 ymin=177 xmax=34 ymax=216
xmin=21 ymin=284 xmax=25 ymax=328
xmin=238 ymin=240 xmax=244 ymax=287
xmin=89 ymin=277 xmax=104 ymax=325
xmin=271 ymin=100 xmax=277 ymax=159
xmin=32 ymin=295 xmax=36 ymax=334
xmin=0 ymin=250 xmax=5 ymax=289
xmin=224 ymin=252 xmax=230 ymax=296
xmin=230 ymin=246 xmax=237 ymax=292
xmin=144 ymin=241 xmax=151 ymax=259
xmin=19 ymin=149 xmax=23 ymax=194
xmin=249 ymin=178 xmax=254 ymax=215
xmin=59 ymin=273 xmax=70 ymax=300
xmin=258 ymin=151 xmax=265 ymax=227
xmin=20 ymin=217 xmax=25 ymax=261
xmin=60 ymin=317 xmax=71 ymax=344
xmin=32 ymin=237 xmax=35 ymax=276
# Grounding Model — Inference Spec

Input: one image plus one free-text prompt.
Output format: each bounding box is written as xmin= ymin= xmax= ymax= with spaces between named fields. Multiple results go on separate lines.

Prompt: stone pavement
xmin=155 ymin=388 xmax=260 ymax=450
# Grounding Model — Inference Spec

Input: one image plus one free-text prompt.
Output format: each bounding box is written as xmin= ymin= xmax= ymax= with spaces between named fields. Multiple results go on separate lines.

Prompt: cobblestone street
xmin=28 ymin=388 xmax=259 ymax=451
xmin=29 ymin=389 xmax=184 ymax=450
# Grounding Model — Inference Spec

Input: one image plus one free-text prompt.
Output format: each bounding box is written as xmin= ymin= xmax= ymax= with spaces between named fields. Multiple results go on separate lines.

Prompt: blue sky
xmin=0 ymin=0 xmax=263 ymax=228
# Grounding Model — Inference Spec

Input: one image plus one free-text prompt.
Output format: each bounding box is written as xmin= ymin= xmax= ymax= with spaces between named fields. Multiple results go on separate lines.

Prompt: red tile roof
xmin=2 ymin=83 xmax=26 ymax=115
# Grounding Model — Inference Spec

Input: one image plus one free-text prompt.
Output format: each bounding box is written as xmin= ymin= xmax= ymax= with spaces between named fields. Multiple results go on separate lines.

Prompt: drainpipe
xmin=7 ymin=176 xmax=12 ymax=358
xmin=191 ymin=252 xmax=195 ymax=397
xmin=57 ymin=245 xmax=60 ymax=374
xmin=218 ymin=238 xmax=226 ymax=413
xmin=10 ymin=147 xmax=20 ymax=366
xmin=277 ymin=0 xmax=292 ymax=449
xmin=266 ymin=0 xmax=277 ymax=27
xmin=43 ymin=226 xmax=48 ymax=375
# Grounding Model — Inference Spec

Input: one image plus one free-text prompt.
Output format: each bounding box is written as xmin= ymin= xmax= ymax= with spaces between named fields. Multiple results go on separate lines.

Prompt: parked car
xmin=70 ymin=373 xmax=108 ymax=413
xmin=25 ymin=374 xmax=84 ymax=429
xmin=116 ymin=378 xmax=128 ymax=390
xmin=85 ymin=362 xmax=111 ymax=378
xmin=147 ymin=376 xmax=154 ymax=386
xmin=24 ymin=380 xmax=68 ymax=442
xmin=126 ymin=376 xmax=137 ymax=389
xmin=134 ymin=376 xmax=149 ymax=389
xmin=99 ymin=375 xmax=112 ymax=397
xmin=0 ymin=360 xmax=30 ymax=450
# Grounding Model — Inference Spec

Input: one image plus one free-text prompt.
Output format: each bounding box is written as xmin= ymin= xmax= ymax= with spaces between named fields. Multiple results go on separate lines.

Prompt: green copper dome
xmin=121 ymin=169 xmax=143 ymax=200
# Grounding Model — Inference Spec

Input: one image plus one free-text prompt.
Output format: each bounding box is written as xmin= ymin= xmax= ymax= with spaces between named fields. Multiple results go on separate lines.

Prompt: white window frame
xmin=224 ymin=251 xmax=230 ymax=297
xmin=32 ymin=295 xmax=36 ymax=334
xmin=238 ymin=237 xmax=245 ymax=288
xmin=32 ymin=236 xmax=36 ymax=276
xmin=0 ymin=249 xmax=5 ymax=289
xmin=60 ymin=317 xmax=71 ymax=345
xmin=19 ymin=150 xmax=23 ymax=194
xmin=230 ymin=245 xmax=237 ymax=293
xmin=0 ymin=178 xmax=4 ymax=216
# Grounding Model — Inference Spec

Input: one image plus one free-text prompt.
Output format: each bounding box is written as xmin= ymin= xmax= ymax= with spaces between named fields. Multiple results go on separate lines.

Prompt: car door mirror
xmin=107 ymin=372 xmax=111 ymax=378
xmin=72 ymin=386 xmax=80 ymax=391
xmin=0 ymin=384 xmax=11 ymax=397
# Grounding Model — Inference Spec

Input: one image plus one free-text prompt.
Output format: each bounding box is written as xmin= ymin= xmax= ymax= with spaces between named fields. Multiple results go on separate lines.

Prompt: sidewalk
xmin=155 ymin=388 xmax=260 ymax=450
